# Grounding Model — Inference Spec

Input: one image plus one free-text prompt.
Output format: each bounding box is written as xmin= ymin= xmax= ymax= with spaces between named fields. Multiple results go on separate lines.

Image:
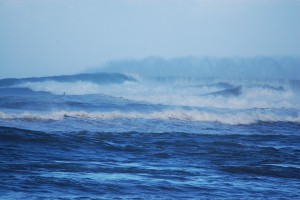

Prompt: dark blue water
xmin=0 ymin=73 xmax=300 ymax=199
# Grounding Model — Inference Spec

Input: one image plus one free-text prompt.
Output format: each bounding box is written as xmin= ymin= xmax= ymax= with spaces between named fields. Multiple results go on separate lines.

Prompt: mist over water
xmin=95 ymin=56 xmax=300 ymax=79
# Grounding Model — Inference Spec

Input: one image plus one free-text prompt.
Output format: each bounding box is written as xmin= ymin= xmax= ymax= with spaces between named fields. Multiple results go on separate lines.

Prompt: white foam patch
xmin=1 ymin=109 xmax=299 ymax=125
xmin=103 ymin=84 xmax=298 ymax=109
xmin=17 ymin=81 xmax=103 ymax=95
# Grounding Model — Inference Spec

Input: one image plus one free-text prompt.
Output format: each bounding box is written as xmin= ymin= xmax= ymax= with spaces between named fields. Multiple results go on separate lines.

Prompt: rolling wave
xmin=202 ymin=85 xmax=242 ymax=97
xmin=1 ymin=109 xmax=299 ymax=125
xmin=6 ymin=78 xmax=299 ymax=109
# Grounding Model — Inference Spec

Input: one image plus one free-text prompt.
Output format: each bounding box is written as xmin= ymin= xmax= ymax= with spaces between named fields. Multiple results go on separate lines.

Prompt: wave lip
xmin=0 ymin=109 xmax=299 ymax=125
xmin=202 ymin=85 xmax=242 ymax=97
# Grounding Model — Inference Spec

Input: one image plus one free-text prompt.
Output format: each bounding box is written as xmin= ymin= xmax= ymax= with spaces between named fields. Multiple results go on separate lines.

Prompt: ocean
xmin=0 ymin=72 xmax=299 ymax=199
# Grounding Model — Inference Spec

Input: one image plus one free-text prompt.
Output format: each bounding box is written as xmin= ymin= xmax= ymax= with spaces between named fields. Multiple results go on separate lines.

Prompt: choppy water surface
xmin=0 ymin=73 xmax=299 ymax=199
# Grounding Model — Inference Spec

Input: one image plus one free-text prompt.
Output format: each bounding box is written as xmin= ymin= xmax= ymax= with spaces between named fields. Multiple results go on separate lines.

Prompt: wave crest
xmin=1 ymin=109 xmax=299 ymax=125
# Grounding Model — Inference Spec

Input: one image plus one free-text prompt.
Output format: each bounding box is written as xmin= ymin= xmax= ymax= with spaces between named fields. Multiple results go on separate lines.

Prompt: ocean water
xmin=0 ymin=73 xmax=300 ymax=199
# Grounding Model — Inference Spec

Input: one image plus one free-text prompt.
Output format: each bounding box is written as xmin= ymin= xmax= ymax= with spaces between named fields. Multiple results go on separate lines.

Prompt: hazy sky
xmin=1 ymin=0 xmax=300 ymax=78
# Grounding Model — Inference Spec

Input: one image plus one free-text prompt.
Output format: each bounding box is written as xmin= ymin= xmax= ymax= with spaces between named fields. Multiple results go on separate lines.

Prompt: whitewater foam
xmin=1 ymin=109 xmax=299 ymax=125
xmin=15 ymin=81 xmax=103 ymax=95
xmin=13 ymin=79 xmax=299 ymax=109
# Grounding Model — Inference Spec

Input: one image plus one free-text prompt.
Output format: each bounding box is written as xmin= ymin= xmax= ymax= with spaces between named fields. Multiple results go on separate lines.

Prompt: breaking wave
xmin=16 ymin=81 xmax=104 ymax=95
xmin=10 ymin=78 xmax=300 ymax=109
xmin=1 ymin=109 xmax=299 ymax=125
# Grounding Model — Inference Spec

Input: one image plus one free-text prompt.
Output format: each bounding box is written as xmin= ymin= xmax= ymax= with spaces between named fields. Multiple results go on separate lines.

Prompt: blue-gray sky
xmin=0 ymin=0 xmax=300 ymax=78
